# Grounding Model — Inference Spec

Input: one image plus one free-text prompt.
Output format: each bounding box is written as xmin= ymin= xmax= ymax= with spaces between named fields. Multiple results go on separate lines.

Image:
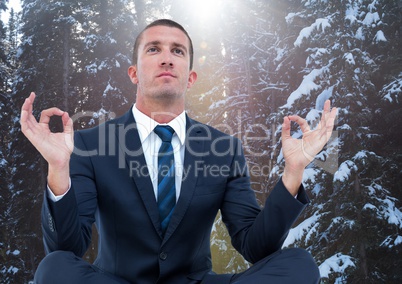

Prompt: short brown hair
xmin=132 ymin=19 xmax=194 ymax=70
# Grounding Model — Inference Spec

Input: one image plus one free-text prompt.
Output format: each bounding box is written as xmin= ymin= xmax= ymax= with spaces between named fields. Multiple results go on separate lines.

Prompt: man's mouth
xmin=157 ymin=72 xmax=175 ymax=78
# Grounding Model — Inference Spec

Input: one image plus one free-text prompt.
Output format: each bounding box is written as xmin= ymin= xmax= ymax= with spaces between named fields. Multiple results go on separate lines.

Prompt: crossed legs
xmin=203 ymin=248 xmax=320 ymax=284
xmin=35 ymin=248 xmax=320 ymax=284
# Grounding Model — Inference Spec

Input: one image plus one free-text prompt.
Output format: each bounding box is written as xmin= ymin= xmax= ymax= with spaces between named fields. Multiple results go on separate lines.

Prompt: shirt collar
xmin=132 ymin=104 xmax=186 ymax=145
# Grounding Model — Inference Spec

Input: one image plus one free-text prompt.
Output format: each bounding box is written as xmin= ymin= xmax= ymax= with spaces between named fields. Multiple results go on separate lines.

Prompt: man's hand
xmin=281 ymin=100 xmax=337 ymax=195
xmin=20 ymin=92 xmax=74 ymax=195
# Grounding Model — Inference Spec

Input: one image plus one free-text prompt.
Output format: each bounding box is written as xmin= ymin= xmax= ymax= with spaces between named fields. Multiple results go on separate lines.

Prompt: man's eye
xmin=173 ymin=48 xmax=184 ymax=55
xmin=147 ymin=47 xmax=158 ymax=53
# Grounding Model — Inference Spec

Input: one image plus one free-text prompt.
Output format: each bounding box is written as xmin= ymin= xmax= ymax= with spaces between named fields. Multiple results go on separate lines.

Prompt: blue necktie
xmin=154 ymin=125 xmax=176 ymax=236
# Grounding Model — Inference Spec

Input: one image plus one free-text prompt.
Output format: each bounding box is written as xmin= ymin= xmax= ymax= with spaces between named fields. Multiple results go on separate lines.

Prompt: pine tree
xmin=9 ymin=1 xmax=152 ymax=280
xmin=70 ymin=0 xmax=138 ymax=130
xmin=5 ymin=0 xmax=401 ymax=282
xmin=0 ymin=0 xmax=8 ymax=91
xmin=0 ymin=2 xmax=32 ymax=282
xmin=169 ymin=0 xmax=297 ymax=274
xmin=270 ymin=0 xmax=402 ymax=282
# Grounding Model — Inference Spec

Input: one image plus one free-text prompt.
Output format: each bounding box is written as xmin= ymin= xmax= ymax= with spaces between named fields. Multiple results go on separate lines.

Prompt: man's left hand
xmin=281 ymin=100 xmax=338 ymax=195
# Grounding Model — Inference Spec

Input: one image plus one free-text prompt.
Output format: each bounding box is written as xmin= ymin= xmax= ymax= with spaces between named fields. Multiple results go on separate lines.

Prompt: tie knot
xmin=154 ymin=125 xmax=175 ymax=142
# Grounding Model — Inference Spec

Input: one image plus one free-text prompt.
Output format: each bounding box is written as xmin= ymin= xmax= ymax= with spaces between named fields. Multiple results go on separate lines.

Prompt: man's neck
xmin=135 ymin=98 xmax=184 ymax=124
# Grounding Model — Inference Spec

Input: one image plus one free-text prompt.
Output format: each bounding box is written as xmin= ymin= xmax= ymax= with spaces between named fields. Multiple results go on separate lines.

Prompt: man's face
xmin=128 ymin=25 xmax=197 ymax=104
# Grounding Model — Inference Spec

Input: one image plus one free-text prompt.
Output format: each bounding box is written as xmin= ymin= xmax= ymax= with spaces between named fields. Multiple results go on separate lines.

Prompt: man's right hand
xmin=20 ymin=92 xmax=74 ymax=195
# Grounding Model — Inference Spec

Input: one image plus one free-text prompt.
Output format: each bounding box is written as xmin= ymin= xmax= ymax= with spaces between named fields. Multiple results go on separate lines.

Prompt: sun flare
xmin=192 ymin=0 xmax=224 ymax=22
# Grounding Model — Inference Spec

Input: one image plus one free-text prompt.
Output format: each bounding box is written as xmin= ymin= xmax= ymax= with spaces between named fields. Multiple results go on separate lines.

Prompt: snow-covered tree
xmin=0 ymin=0 xmax=8 ymax=91
xmin=70 ymin=0 xmax=138 ymax=129
xmin=270 ymin=0 xmax=402 ymax=282
xmin=169 ymin=0 xmax=293 ymax=274
xmin=2 ymin=0 xmax=401 ymax=282
xmin=5 ymin=0 xmax=145 ymax=281
xmin=0 ymin=2 xmax=35 ymax=282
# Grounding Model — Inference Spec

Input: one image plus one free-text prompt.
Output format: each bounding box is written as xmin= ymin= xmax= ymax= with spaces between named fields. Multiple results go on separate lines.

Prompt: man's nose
xmin=160 ymin=51 xmax=173 ymax=67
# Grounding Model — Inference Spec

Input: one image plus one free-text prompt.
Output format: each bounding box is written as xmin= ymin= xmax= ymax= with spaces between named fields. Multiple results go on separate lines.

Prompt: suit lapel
xmin=163 ymin=115 xmax=206 ymax=243
xmin=116 ymin=110 xmax=162 ymax=236
xmin=116 ymin=111 xmax=207 ymax=241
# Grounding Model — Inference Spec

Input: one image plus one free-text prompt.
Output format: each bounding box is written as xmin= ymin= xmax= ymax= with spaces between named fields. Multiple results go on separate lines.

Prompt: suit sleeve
xmin=220 ymin=138 xmax=309 ymax=264
xmin=41 ymin=131 xmax=97 ymax=257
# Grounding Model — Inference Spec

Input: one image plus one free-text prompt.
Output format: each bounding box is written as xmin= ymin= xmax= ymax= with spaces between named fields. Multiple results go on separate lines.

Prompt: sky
xmin=1 ymin=0 xmax=21 ymax=23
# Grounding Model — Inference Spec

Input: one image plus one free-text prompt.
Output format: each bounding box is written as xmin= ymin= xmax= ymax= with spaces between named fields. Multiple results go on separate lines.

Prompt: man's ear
xmin=187 ymin=70 xmax=197 ymax=89
xmin=128 ymin=65 xmax=138 ymax=84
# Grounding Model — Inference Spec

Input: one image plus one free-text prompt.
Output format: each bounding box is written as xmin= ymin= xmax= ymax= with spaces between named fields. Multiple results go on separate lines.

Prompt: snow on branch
xmin=362 ymin=11 xmax=380 ymax=26
xmin=283 ymin=211 xmax=322 ymax=247
xmin=334 ymin=151 xmax=378 ymax=183
xmin=381 ymin=74 xmax=401 ymax=103
xmin=282 ymin=68 xmax=324 ymax=109
xmin=333 ymin=160 xmax=357 ymax=183
xmin=374 ymin=30 xmax=386 ymax=43
xmin=294 ymin=18 xmax=331 ymax=47
xmin=381 ymin=235 xmax=402 ymax=248
xmin=319 ymin=253 xmax=356 ymax=279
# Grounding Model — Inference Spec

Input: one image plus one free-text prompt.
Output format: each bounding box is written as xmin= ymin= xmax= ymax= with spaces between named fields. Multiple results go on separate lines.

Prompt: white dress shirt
xmin=48 ymin=104 xmax=186 ymax=202
xmin=132 ymin=104 xmax=186 ymax=202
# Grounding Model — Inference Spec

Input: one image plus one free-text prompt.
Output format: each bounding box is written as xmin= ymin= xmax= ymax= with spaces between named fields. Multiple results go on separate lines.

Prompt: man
xmin=20 ymin=19 xmax=337 ymax=283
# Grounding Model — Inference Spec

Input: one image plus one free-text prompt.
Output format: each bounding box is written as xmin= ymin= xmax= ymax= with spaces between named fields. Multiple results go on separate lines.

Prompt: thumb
xmin=62 ymin=112 xmax=74 ymax=153
xmin=62 ymin=112 xmax=74 ymax=134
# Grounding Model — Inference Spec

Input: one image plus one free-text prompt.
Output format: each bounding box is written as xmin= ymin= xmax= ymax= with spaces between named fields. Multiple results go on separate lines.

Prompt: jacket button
xmin=159 ymin=252 xmax=168 ymax=260
xmin=48 ymin=213 xmax=55 ymax=232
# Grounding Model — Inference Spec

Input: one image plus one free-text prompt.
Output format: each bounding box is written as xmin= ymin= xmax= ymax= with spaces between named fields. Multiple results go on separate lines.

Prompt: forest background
xmin=0 ymin=0 xmax=401 ymax=283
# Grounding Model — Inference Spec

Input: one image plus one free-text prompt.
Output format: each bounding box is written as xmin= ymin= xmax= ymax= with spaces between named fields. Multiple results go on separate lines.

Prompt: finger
xmin=21 ymin=92 xmax=35 ymax=116
xmin=28 ymin=92 xmax=36 ymax=113
xmin=323 ymin=100 xmax=332 ymax=122
xmin=288 ymin=115 xmax=311 ymax=133
xmin=323 ymin=99 xmax=331 ymax=113
xmin=325 ymin=106 xmax=338 ymax=138
xmin=318 ymin=101 xmax=337 ymax=140
xmin=329 ymin=106 xmax=338 ymax=121
xmin=324 ymin=107 xmax=336 ymax=127
xmin=322 ymin=101 xmax=337 ymax=126
xmin=281 ymin=116 xmax=291 ymax=140
xmin=39 ymin=107 xmax=66 ymax=124
xmin=62 ymin=112 xmax=74 ymax=152
xmin=20 ymin=93 xmax=37 ymax=133
xmin=61 ymin=112 xmax=74 ymax=134
xmin=20 ymin=110 xmax=30 ymax=134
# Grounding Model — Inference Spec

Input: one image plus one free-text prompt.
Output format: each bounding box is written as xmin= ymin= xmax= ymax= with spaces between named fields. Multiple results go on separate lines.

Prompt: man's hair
xmin=132 ymin=19 xmax=194 ymax=70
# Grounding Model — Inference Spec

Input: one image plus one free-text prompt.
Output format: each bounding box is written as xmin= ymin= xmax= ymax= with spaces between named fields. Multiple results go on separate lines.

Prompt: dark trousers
xmin=34 ymin=248 xmax=320 ymax=284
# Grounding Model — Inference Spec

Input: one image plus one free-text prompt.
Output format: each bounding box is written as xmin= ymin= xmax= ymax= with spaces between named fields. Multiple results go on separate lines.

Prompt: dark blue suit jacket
xmin=41 ymin=109 xmax=309 ymax=283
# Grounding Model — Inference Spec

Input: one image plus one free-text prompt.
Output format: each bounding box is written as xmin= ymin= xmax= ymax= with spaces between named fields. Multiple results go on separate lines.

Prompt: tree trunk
xmin=62 ymin=24 xmax=70 ymax=111
xmin=354 ymin=175 xmax=368 ymax=281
